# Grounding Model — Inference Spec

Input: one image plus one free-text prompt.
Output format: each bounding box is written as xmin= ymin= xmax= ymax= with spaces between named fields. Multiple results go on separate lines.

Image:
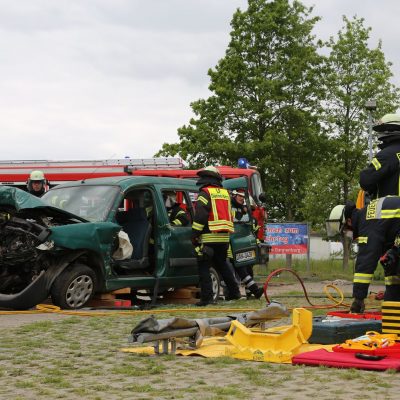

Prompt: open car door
xmin=223 ymin=177 xmax=259 ymax=268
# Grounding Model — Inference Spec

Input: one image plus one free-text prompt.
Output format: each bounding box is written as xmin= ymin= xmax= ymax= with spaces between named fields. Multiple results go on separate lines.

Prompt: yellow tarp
xmin=121 ymin=337 xmax=333 ymax=363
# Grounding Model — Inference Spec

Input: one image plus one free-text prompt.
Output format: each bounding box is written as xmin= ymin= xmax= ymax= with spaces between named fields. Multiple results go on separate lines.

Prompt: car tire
xmin=51 ymin=263 xmax=96 ymax=309
xmin=209 ymin=267 xmax=221 ymax=301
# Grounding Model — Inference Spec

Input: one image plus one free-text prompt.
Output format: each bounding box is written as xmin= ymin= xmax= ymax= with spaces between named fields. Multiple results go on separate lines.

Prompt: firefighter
xmin=231 ymin=189 xmax=249 ymax=221
xmin=163 ymin=191 xmax=189 ymax=226
xmin=359 ymin=114 xmax=400 ymax=199
xmin=192 ymin=166 xmax=241 ymax=306
xmin=327 ymin=197 xmax=400 ymax=313
xmin=27 ymin=170 xmax=47 ymax=197
xmin=229 ymin=190 xmax=264 ymax=299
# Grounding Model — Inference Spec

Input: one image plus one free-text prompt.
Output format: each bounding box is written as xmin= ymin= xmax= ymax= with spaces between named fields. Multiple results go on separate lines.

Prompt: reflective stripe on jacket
xmin=192 ymin=185 xmax=233 ymax=244
xmin=203 ymin=187 xmax=234 ymax=232
xmin=359 ymin=141 xmax=400 ymax=198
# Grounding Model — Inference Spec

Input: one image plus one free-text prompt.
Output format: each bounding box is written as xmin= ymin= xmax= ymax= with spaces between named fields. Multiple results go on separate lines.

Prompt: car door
xmin=222 ymin=177 xmax=259 ymax=268
xmin=158 ymin=188 xmax=198 ymax=282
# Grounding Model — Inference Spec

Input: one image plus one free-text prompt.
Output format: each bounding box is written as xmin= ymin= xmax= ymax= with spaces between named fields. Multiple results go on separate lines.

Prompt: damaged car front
xmin=0 ymin=186 xmax=121 ymax=310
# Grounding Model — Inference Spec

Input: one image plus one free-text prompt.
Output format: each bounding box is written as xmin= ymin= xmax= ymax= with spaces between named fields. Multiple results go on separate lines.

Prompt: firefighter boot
xmin=242 ymin=275 xmax=263 ymax=299
xmin=248 ymin=283 xmax=264 ymax=299
xmin=350 ymin=298 xmax=365 ymax=313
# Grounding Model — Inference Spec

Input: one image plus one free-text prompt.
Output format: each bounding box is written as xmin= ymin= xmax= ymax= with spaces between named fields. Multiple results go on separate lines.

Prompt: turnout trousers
xmin=197 ymin=243 xmax=241 ymax=302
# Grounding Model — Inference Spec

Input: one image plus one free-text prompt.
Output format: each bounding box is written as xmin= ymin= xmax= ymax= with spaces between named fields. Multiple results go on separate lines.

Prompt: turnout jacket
xmin=192 ymin=185 xmax=234 ymax=243
xmin=353 ymin=196 xmax=400 ymax=299
xmin=231 ymin=198 xmax=249 ymax=222
xmin=359 ymin=140 xmax=400 ymax=198
xmin=168 ymin=204 xmax=189 ymax=226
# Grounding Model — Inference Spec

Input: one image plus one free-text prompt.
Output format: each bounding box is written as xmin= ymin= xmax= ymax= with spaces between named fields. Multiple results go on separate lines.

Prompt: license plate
xmin=235 ymin=250 xmax=256 ymax=262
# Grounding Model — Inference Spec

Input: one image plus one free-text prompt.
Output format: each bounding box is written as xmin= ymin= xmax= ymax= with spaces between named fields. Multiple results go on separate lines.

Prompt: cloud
xmin=0 ymin=0 xmax=247 ymax=159
xmin=0 ymin=0 xmax=398 ymax=161
xmin=302 ymin=0 xmax=400 ymax=85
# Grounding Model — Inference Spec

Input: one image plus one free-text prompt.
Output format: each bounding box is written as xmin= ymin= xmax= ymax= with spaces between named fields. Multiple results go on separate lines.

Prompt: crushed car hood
xmin=0 ymin=186 xmax=88 ymax=222
xmin=0 ymin=186 xmax=122 ymax=310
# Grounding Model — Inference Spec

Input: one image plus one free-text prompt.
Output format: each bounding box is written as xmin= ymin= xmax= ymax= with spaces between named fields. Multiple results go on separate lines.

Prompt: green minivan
xmin=0 ymin=176 xmax=261 ymax=309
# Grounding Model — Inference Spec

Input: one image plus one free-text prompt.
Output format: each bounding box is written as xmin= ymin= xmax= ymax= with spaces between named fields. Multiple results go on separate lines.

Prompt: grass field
xmin=257 ymin=258 xmax=385 ymax=282
xmin=0 ymin=261 xmax=395 ymax=400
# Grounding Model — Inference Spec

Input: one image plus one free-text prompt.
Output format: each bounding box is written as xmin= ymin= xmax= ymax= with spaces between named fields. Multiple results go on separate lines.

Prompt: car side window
xmin=161 ymin=189 xmax=191 ymax=227
xmin=115 ymin=189 xmax=154 ymax=224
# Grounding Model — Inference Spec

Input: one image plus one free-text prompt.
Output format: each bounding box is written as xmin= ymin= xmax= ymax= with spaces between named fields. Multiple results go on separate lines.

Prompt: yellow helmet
xmin=29 ymin=170 xmax=45 ymax=181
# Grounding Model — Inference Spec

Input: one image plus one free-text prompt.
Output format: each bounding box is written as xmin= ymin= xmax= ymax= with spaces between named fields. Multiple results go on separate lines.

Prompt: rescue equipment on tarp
xmin=129 ymin=302 xmax=289 ymax=353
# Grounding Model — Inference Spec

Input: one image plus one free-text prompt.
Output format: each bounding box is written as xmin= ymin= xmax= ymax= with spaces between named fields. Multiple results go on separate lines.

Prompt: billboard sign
xmin=265 ymin=223 xmax=309 ymax=255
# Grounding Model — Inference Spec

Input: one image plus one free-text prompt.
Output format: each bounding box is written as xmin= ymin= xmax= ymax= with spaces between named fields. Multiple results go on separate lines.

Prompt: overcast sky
xmin=0 ymin=0 xmax=399 ymax=161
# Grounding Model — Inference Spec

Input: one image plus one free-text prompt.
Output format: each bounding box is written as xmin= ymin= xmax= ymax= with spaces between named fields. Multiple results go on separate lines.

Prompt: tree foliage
xmin=157 ymin=2 xmax=400 ymax=234
xmin=301 ymin=16 xmax=400 ymax=234
xmin=157 ymin=0 xmax=328 ymax=220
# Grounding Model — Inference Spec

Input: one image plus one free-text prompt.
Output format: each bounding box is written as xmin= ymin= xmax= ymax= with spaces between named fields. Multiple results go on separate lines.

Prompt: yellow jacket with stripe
xmin=353 ymin=196 xmax=400 ymax=299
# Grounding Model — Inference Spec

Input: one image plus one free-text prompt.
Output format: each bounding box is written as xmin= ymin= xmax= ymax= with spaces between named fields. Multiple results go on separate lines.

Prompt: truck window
xmin=250 ymin=172 xmax=264 ymax=202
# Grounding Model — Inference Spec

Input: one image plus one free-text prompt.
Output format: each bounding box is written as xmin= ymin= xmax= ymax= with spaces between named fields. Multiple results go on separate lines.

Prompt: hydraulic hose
xmin=262 ymin=267 xmax=352 ymax=310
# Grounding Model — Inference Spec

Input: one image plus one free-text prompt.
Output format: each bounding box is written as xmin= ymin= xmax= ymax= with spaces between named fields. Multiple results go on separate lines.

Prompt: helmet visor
xmin=325 ymin=218 xmax=342 ymax=238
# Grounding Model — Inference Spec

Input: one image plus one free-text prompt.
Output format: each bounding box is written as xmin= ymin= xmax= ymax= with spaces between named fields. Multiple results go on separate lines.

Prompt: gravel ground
xmin=0 ymin=280 xmax=396 ymax=400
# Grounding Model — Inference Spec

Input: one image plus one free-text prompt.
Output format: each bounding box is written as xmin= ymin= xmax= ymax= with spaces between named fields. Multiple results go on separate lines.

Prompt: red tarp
xmin=292 ymin=349 xmax=400 ymax=371
xmin=327 ymin=311 xmax=382 ymax=320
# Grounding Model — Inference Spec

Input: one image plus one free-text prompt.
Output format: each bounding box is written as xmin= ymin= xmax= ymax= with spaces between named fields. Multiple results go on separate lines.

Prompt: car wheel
xmin=209 ymin=267 xmax=221 ymax=301
xmin=51 ymin=263 xmax=96 ymax=309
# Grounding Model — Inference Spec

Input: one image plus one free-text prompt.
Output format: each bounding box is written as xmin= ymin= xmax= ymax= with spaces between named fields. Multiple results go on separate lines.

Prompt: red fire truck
xmin=0 ymin=157 xmax=267 ymax=240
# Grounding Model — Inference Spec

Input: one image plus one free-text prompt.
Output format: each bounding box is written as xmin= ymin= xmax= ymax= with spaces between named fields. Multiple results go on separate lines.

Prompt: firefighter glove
xmin=191 ymin=235 xmax=200 ymax=246
xmin=202 ymin=245 xmax=214 ymax=258
xmin=380 ymin=247 xmax=400 ymax=276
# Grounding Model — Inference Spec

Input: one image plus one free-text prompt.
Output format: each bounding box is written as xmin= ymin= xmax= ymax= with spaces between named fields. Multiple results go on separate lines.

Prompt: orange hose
xmin=262 ymin=268 xmax=351 ymax=310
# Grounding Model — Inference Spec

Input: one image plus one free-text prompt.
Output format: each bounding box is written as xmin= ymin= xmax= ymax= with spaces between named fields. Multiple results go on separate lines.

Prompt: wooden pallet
xmin=161 ymin=286 xmax=199 ymax=304
xmin=87 ymin=287 xmax=131 ymax=307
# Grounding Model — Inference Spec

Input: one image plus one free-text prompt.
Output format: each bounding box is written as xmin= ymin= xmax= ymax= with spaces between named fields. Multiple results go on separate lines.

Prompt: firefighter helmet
xmin=29 ymin=170 xmax=45 ymax=181
xmin=197 ymin=166 xmax=222 ymax=180
xmin=27 ymin=170 xmax=46 ymax=196
xmin=326 ymin=201 xmax=356 ymax=238
xmin=232 ymin=189 xmax=245 ymax=198
xmin=326 ymin=205 xmax=345 ymax=238
xmin=373 ymin=113 xmax=400 ymax=140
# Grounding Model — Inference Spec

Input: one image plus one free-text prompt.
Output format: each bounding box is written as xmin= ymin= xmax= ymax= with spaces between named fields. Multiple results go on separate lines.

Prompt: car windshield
xmin=41 ymin=185 xmax=120 ymax=222
xmin=250 ymin=172 xmax=264 ymax=201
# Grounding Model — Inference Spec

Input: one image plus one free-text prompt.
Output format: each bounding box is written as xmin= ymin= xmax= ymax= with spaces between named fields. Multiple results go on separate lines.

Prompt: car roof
xmin=50 ymin=175 xmax=199 ymax=191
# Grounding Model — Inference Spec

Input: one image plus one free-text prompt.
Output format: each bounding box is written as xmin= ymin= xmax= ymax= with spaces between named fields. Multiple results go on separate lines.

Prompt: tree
xmin=323 ymin=16 xmax=400 ymax=200
xmin=303 ymin=16 xmax=400 ymax=269
xmin=156 ymin=0 xmax=328 ymax=221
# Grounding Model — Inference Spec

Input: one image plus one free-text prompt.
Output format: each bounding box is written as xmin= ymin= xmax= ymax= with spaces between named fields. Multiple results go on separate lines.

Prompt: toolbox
xmin=308 ymin=316 xmax=382 ymax=344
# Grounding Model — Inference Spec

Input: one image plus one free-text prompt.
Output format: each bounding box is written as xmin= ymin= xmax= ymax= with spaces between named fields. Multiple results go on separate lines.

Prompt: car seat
xmin=115 ymin=208 xmax=152 ymax=270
